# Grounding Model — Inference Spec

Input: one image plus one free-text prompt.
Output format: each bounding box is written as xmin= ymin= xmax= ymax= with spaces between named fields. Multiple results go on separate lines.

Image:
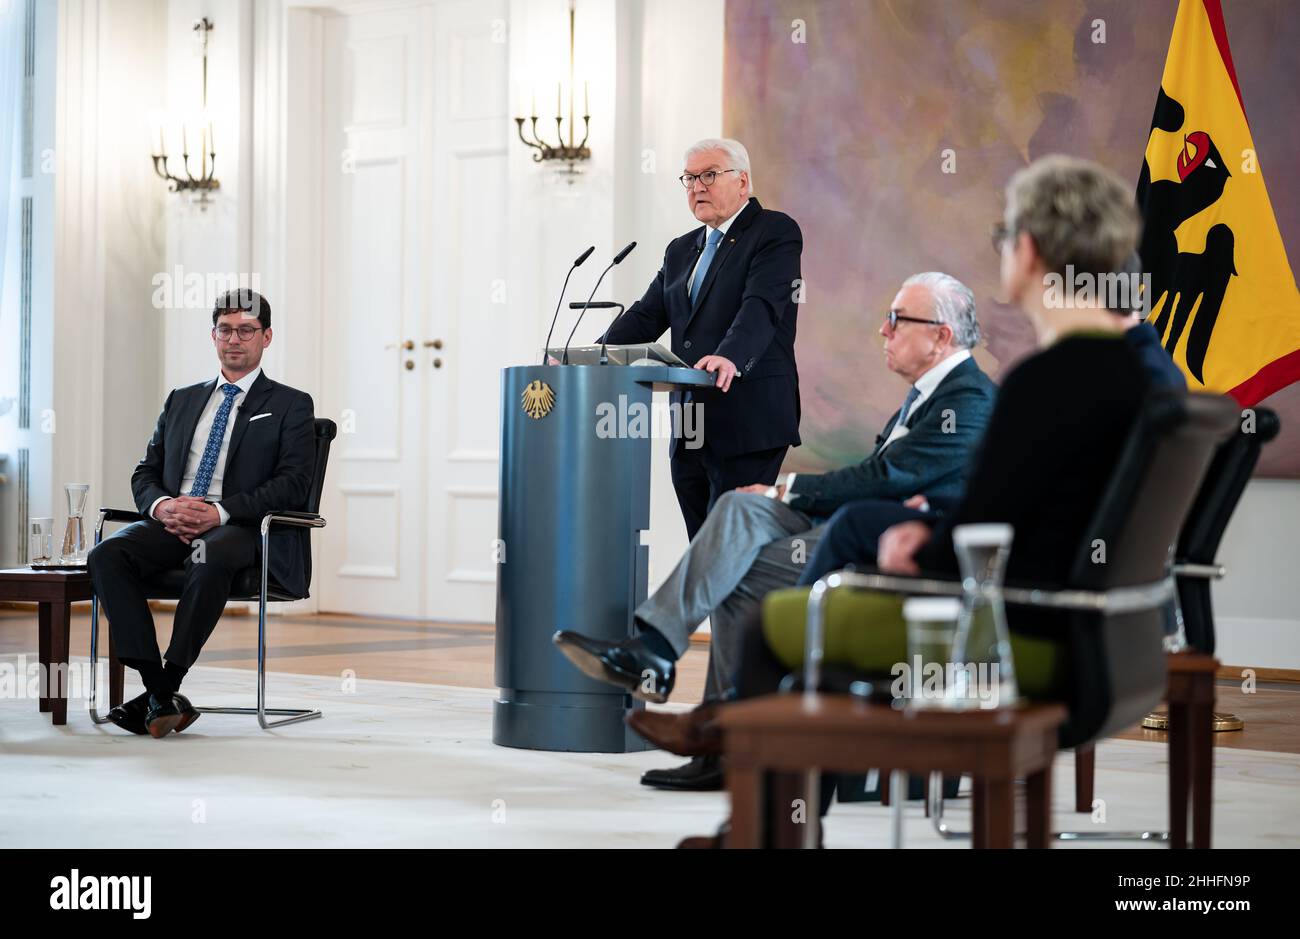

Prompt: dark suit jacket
xmin=131 ymin=371 xmax=317 ymax=597
xmin=785 ymin=356 xmax=997 ymax=518
xmin=601 ymin=197 xmax=802 ymax=458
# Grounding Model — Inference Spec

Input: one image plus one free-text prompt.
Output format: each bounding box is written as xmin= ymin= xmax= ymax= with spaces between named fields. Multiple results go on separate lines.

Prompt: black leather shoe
xmin=106 ymin=691 xmax=152 ymax=736
xmin=172 ymin=693 xmax=201 ymax=734
xmin=641 ymin=755 xmax=724 ymax=791
xmin=145 ymin=694 xmax=183 ymax=739
xmin=552 ymin=631 xmax=676 ymax=703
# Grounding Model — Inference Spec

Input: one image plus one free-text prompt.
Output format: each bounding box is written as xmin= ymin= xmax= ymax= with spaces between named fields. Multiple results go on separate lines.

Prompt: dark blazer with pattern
xmin=785 ymin=356 xmax=997 ymax=518
xmin=601 ymin=197 xmax=802 ymax=458
xmin=130 ymin=371 xmax=317 ymax=597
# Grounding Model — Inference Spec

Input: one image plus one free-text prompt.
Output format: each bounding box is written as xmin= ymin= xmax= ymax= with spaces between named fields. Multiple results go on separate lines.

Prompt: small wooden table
xmin=1167 ymin=652 xmax=1217 ymax=849
xmin=0 ymin=567 xmax=123 ymax=724
xmin=718 ymin=695 xmax=1067 ymax=848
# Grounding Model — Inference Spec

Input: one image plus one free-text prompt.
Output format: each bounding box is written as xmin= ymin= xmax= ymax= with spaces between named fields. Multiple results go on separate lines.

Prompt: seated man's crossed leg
xmin=555 ymin=490 xmax=823 ymax=789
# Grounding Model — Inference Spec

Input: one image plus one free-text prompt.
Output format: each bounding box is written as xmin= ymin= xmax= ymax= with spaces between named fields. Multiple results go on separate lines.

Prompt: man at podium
xmin=600 ymin=138 xmax=803 ymax=540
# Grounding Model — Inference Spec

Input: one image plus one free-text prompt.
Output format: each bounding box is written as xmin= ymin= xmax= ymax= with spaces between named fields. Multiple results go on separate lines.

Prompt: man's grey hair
xmin=684 ymin=138 xmax=754 ymax=194
xmin=902 ymin=272 xmax=981 ymax=349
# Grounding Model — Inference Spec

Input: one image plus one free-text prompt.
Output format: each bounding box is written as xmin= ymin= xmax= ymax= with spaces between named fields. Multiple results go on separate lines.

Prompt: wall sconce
xmin=151 ymin=17 xmax=220 ymax=209
xmin=514 ymin=0 xmax=590 ymax=181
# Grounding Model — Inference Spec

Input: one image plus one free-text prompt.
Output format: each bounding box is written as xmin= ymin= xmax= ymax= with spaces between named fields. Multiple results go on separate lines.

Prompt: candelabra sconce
xmin=151 ymin=18 xmax=221 ymax=210
xmin=513 ymin=1 xmax=591 ymax=182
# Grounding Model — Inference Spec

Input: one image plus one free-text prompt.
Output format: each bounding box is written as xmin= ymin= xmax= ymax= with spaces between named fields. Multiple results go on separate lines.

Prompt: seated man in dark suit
xmin=88 ymin=290 xmax=316 ymax=738
xmin=556 ymin=272 xmax=995 ymax=790
xmin=796 ymin=253 xmax=1188 ymax=588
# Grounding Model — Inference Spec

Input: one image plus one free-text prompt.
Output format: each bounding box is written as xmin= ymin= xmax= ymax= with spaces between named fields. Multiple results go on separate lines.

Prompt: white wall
xmin=1214 ymin=481 xmax=1300 ymax=669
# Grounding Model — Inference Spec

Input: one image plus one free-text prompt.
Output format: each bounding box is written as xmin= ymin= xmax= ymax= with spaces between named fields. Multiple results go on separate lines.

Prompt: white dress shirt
xmin=779 ymin=349 xmax=972 ymax=503
xmin=149 ymin=367 xmax=262 ymax=525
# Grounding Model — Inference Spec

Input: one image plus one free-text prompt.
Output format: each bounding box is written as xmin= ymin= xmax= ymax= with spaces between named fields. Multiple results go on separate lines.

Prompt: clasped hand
xmin=155 ymin=497 xmax=220 ymax=544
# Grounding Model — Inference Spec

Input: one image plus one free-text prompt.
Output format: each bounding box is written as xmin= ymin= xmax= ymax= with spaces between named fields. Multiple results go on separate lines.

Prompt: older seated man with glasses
xmin=87 ymin=290 xmax=316 ymax=738
xmin=556 ymin=272 xmax=996 ymax=792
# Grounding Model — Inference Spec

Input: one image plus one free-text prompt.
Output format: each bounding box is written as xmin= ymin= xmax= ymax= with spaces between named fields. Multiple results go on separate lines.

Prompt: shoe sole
xmin=554 ymin=642 xmax=669 ymax=704
xmin=147 ymin=714 xmax=183 ymax=738
xmin=173 ymin=711 xmax=201 ymax=734
xmin=640 ymin=776 xmax=725 ymax=792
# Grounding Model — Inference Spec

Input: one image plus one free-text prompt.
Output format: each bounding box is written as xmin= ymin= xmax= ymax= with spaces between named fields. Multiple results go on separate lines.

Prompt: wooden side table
xmin=1167 ymin=652 xmax=1217 ymax=849
xmin=0 ymin=568 xmax=124 ymax=724
xmin=717 ymin=695 xmax=1067 ymax=849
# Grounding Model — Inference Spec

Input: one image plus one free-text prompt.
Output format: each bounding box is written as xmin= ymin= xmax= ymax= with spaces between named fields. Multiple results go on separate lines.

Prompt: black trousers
xmin=88 ymin=519 xmax=258 ymax=673
xmin=670 ymin=443 xmax=788 ymax=541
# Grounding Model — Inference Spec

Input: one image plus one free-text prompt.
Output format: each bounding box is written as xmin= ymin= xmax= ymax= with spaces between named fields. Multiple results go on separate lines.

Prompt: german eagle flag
xmin=1137 ymin=0 xmax=1300 ymax=404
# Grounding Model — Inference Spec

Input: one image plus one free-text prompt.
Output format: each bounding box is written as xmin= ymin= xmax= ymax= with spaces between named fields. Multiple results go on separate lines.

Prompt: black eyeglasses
xmin=679 ymin=168 xmax=741 ymax=189
xmin=990 ymin=220 xmax=1012 ymax=255
xmin=213 ymin=324 xmax=264 ymax=341
xmin=884 ymin=310 xmax=942 ymax=330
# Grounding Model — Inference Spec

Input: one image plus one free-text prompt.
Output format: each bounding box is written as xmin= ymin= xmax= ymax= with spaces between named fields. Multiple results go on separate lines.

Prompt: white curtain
xmin=0 ymin=0 xmax=23 ymax=307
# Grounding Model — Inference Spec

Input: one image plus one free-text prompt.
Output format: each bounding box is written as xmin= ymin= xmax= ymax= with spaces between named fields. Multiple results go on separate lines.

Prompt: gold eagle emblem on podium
xmin=521 ymin=380 xmax=556 ymax=420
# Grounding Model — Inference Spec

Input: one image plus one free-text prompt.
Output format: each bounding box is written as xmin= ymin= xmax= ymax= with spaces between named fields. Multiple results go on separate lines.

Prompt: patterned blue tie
xmin=689 ymin=227 xmax=725 ymax=308
xmin=188 ymin=383 xmax=241 ymax=498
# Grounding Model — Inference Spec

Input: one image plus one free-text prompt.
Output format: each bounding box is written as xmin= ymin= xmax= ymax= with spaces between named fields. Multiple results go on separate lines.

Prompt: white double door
xmin=317 ymin=0 xmax=510 ymax=621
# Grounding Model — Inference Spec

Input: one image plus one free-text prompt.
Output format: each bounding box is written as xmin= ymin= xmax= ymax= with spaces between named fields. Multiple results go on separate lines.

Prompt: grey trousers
xmin=636 ymin=491 xmax=824 ymax=700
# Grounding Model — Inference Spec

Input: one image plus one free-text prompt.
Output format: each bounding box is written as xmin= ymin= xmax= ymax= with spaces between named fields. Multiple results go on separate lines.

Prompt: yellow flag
xmin=1137 ymin=0 xmax=1300 ymax=404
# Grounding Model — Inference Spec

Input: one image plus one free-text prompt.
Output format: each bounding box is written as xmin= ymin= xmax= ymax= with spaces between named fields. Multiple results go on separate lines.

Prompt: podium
xmin=493 ymin=354 xmax=713 ymax=751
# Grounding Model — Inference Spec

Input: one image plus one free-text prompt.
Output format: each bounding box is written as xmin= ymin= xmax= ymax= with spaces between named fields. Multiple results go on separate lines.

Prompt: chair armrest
xmin=101 ymin=507 xmax=146 ymax=523
xmin=95 ymin=508 xmax=148 ymax=544
xmin=1173 ymin=561 xmax=1226 ymax=581
xmin=260 ymin=511 xmax=327 ymax=536
xmin=801 ymin=569 xmax=1175 ymax=695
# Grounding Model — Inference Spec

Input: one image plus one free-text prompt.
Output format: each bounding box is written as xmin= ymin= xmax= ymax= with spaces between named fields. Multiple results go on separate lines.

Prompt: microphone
xmin=563 ymin=242 xmax=636 ymax=365
xmin=541 ymin=246 xmax=595 ymax=364
xmin=568 ymin=301 xmax=623 ymax=310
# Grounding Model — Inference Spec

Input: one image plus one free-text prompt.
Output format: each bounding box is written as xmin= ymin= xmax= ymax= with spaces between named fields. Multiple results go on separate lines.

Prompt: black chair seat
xmin=140 ymin=567 xmax=303 ymax=603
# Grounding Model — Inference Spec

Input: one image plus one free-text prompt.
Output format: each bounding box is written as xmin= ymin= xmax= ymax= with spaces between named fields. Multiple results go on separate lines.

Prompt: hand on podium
xmin=693 ymin=354 xmax=736 ymax=392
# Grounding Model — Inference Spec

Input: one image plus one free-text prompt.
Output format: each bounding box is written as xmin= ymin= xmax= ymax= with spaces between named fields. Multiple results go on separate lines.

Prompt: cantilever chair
xmin=749 ymin=390 xmax=1239 ymax=848
xmin=1172 ymin=406 xmax=1280 ymax=655
xmin=1068 ymin=406 xmax=1280 ymax=826
xmin=88 ymin=418 xmax=337 ymax=730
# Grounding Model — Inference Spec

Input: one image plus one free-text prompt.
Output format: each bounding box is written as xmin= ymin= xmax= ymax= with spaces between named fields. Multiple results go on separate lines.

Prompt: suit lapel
xmin=684 ymin=197 xmax=761 ymax=331
xmin=224 ymin=372 xmax=274 ymax=470
xmin=870 ymin=358 xmax=978 ymax=454
xmin=170 ymin=381 xmax=215 ymax=493
xmin=872 ymin=407 xmax=904 ymax=455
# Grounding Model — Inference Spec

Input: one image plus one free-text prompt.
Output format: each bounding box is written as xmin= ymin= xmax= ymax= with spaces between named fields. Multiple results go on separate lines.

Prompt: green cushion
xmin=761 ymin=586 xmax=1069 ymax=700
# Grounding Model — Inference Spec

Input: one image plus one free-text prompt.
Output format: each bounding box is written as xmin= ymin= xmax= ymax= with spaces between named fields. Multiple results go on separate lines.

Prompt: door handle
xmin=385 ymin=339 xmax=415 ymax=351
xmin=423 ymin=339 xmax=443 ymax=350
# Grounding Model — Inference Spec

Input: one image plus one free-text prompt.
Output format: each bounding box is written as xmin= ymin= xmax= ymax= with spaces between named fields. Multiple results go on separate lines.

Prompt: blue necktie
xmin=689 ymin=227 xmax=725 ymax=308
xmin=896 ymin=386 xmax=921 ymax=428
xmin=189 ymin=383 xmax=241 ymax=498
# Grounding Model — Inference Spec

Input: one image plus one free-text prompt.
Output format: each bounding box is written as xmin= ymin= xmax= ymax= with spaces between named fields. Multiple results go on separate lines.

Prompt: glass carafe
xmin=949 ymin=523 xmax=1018 ymax=709
xmin=60 ymin=483 xmax=90 ymax=564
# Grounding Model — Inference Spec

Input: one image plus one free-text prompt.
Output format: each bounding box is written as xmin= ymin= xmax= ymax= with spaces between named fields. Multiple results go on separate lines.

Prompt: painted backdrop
xmin=724 ymin=0 xmax=1300 ymax=476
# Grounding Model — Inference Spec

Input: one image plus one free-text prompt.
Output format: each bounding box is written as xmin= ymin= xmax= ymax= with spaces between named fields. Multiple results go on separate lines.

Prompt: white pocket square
xmin=248 ymin=412 xmax=273 ymax=422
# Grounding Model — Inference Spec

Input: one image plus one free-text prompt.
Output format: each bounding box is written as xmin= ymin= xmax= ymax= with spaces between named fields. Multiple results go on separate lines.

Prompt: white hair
xmin=684 ymin=138 xmax=754 ymax=195
xmin=902 ymin=272 xmax=981 ymax=349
